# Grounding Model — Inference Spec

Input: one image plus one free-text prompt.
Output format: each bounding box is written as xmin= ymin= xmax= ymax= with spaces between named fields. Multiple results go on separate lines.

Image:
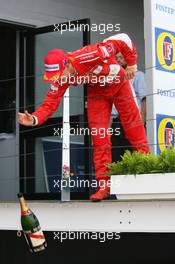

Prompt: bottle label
xmin=29 ymin=230 xmax=46 ymax=248
xmin=21 ymin=210 xmax=30 ymax=216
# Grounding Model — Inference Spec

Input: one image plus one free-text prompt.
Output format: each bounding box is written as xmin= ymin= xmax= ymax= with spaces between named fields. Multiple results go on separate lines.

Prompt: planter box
xmin=110 ymin=173 xmax=175 ymax=200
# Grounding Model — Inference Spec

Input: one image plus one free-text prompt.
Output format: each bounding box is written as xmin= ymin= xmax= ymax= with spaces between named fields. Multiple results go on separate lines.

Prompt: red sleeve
xmin=103 ymin=33 xmax=137 ymax=66
xmin=69 ymin=41 xmax=116 ymax=76
xmin=32 ymin=83 xmax=69 ymax=126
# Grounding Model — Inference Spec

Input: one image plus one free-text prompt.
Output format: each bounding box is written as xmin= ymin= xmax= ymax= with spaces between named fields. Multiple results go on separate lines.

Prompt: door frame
xmin=19 ymin=18 xmax=92 ymax=200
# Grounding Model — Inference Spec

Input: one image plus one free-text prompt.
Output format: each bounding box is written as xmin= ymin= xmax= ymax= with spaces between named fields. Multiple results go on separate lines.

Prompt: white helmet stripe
xmin=45 ymin=64 xmax=60 ymax=71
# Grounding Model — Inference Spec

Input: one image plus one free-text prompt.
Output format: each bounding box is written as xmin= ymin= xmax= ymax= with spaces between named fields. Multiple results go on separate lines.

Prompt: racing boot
xmin=90 ymin=178 xmax=110 ymax=202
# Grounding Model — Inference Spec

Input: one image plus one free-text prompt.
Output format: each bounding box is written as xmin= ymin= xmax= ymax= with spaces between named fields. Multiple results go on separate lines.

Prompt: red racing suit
xmin=32 ymin=33 xmax=149 ymax=181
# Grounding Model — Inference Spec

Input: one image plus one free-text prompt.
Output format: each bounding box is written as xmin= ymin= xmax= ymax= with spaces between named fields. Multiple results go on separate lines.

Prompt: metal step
xmin=1 ymin=200 xmax=175 ymax=232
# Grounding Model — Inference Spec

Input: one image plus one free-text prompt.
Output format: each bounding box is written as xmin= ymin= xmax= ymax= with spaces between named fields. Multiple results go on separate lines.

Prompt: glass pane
xmin=35 ymin=135 xmax=85 ymax=193
xmin=33 ymin=28 xmax=85 ymax=195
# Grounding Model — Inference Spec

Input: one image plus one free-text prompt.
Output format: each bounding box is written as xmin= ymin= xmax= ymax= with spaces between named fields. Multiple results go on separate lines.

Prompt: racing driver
xmin=18 ymin=33 xmax=150 ymax=201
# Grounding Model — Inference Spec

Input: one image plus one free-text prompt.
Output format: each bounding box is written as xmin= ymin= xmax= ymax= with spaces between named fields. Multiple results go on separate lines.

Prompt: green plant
xmin=108 ymin=147 xmax=175 ymax=175
xmin=157 ymin=147 xmax=175 ymax=173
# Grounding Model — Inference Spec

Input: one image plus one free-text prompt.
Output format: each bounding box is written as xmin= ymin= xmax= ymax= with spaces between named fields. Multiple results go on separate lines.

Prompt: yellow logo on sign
xmin=158 ymin=118 xmax=175 ymax=152
xmin=156 ymin=31 xmax=175 ymax=71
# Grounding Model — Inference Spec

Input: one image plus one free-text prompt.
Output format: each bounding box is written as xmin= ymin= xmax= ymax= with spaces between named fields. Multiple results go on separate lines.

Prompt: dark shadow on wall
xmin=0 ymin=26 xmax=16 ymax=133
xmin=0 ymin=231 xmax=175 ymax=264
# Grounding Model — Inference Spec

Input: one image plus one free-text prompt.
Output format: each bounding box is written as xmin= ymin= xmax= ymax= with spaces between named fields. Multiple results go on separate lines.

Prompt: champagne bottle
xmin=17 ymin=193 xmax=47 ymax=253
